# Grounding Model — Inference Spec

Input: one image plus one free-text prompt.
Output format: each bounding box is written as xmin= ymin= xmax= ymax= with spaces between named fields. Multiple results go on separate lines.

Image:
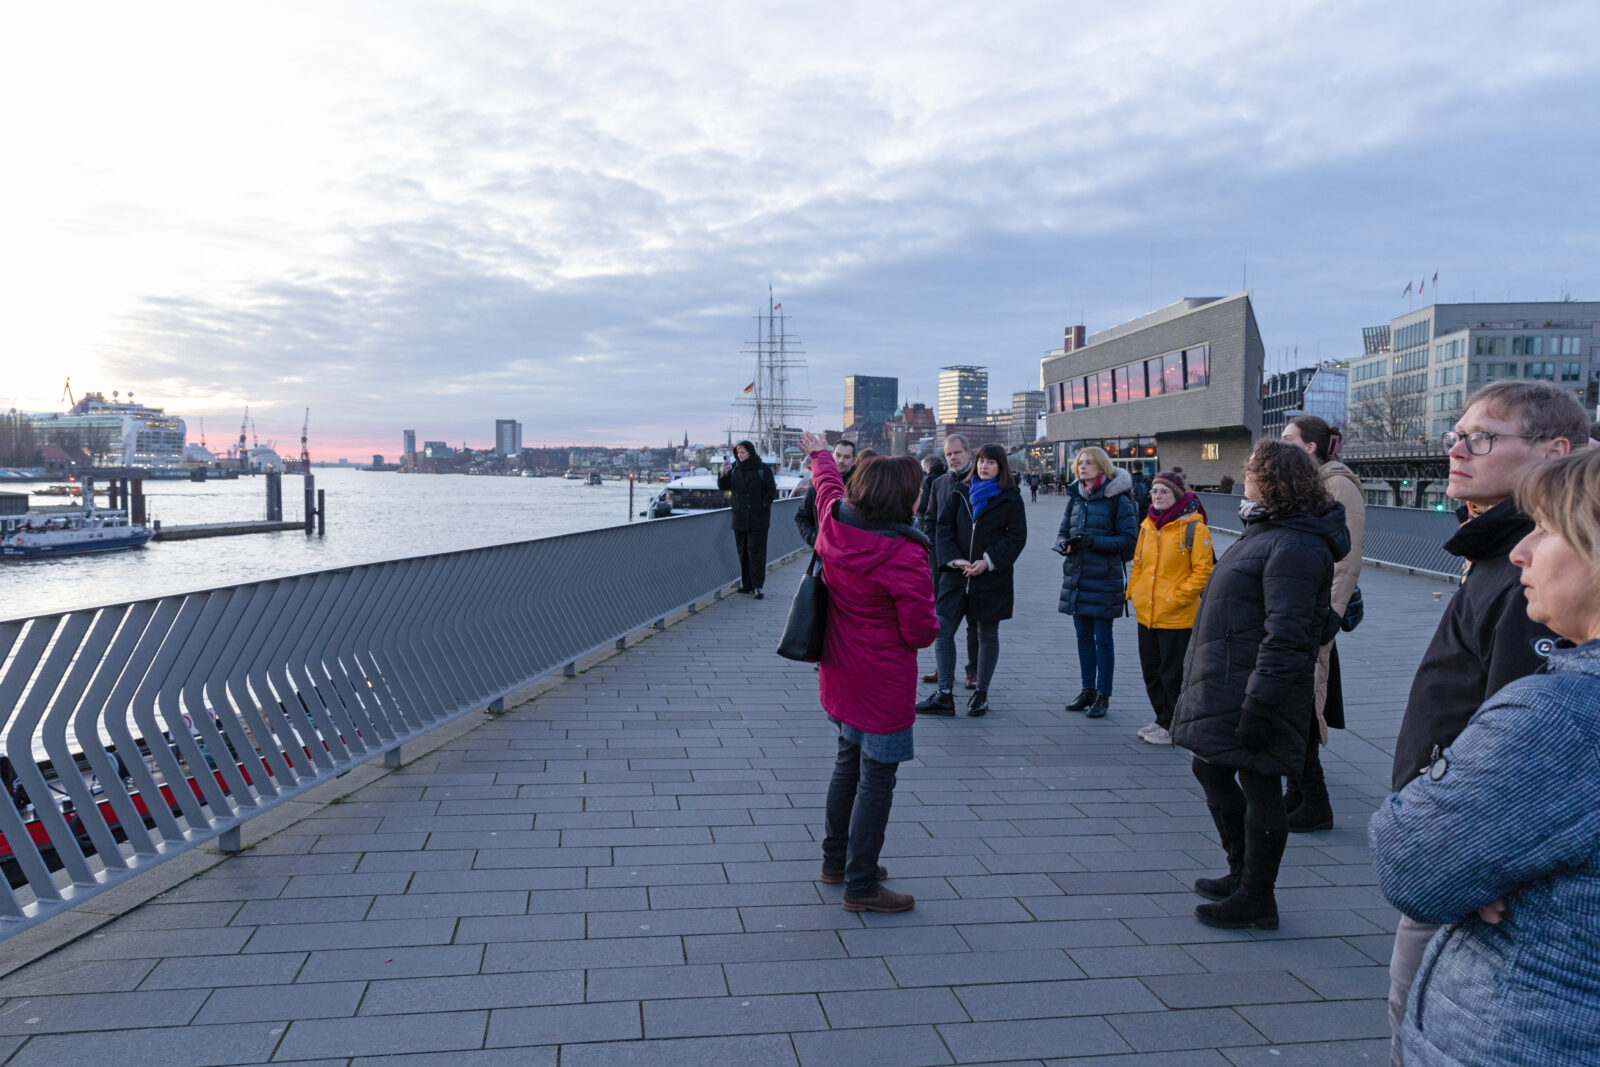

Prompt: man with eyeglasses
xmin=1380 ymin=380 xmax=1589 ymax=1065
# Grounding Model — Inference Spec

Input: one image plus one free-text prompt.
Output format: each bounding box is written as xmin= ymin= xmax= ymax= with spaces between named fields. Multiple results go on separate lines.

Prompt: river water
xmin=1 ymin=469 xmax=658 ymax=621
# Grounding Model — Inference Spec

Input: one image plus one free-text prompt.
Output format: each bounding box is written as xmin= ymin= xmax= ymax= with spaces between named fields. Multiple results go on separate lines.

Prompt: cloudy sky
xmin=4 ymin=1 xmax=1596 ymax=458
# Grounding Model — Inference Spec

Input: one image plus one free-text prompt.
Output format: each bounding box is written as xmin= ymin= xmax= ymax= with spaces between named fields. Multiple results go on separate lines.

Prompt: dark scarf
xmin=1076 ymin=474 xmax=1105 ymax=498
xmin=737 ymin=453 xmax=763 ymax=472
xmin=969 ymin=476 xmax=1002 ymax=520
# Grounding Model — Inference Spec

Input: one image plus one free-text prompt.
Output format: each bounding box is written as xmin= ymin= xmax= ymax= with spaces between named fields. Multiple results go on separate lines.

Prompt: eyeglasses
xmin=1441 ymin=430 xmax=1542 ymax=455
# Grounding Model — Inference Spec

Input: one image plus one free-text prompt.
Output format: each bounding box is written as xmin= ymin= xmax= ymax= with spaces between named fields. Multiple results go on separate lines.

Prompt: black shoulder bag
xmin=775 ymin=550 xmax=828 ymax=662
xmin=1339 ymin=586 xmax=1364 ymax=632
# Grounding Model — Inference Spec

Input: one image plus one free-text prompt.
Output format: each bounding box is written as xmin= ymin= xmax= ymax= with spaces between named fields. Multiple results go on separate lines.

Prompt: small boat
xmin=2 ymin=505 xmax=155 ymax=558
xmin=33 ymin=484 xmax=105 ymax=498
xmin=642 ymin=461 xmax=804 ymax=519
xmin=564 ymin=469 xmax=582 ymax=480
xmin=587 ymin=472 xmax=603 ymax=485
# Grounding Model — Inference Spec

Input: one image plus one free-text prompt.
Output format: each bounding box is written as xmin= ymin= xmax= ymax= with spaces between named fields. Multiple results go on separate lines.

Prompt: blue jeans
xmin=1074 ymin=615 xmax=1115 ymax=694
xmin=822 ymin=734 xmax=899 ymax=896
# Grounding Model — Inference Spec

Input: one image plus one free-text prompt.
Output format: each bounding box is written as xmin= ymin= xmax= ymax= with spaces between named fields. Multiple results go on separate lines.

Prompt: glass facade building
xmin=937 ymin=366 xmax=988 ymax=424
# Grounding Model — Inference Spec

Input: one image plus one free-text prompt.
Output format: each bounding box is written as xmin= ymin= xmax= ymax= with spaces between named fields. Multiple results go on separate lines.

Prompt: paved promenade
xmin=0 ymin=496 xmax=1453 ymax=1066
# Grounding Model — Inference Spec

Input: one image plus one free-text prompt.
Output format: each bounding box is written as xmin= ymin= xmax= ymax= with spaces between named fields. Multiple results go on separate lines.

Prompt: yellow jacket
xmin=1125 ymin=506 xmax=1213 ymax=629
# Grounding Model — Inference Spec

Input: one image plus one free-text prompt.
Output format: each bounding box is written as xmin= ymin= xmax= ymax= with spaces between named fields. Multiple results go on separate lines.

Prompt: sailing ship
xmin=644 ymin=292 xmax=812 ymax=518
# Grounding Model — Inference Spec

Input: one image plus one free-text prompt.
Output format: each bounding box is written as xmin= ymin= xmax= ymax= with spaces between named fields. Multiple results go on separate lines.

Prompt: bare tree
xmin=1347 ymin=387 xmax=1426 ymax=446
xmin=0 ymin=412 xmax=39 ymax=466
xmin=83 ymin=423 xmax=115 ymax=466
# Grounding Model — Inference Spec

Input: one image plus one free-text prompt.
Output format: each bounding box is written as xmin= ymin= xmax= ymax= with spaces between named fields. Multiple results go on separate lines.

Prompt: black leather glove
xmin=1064 ymin=534 xmax=1090 ymax=554
xmin=1236 ymin=710 xmax=1273 ymax=751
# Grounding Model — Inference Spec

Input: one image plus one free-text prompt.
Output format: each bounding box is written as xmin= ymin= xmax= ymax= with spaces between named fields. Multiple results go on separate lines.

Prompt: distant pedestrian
xmin=1379 ymin=381 xmax=1587 ymax=1064
xmin=1279 ymin=415 xmax=1365 ymax=833
xmin=1172 ymin=441 xmax=1348 ymax=931
xmin=796 ymin=439 xmax=856 ymax=546
xmin=1125 ymin=469 xmax=1213 ymax=746
xmin=1056 ymin=448 xmax=1138 ymax=718
xmin=1028 ymin=472 xmax=1040 ymax=502
xmin=1370 ymin=448 xmax=1600 ymax=1067
xmin=717 ymin=440 xmax=777 ymax=598
xmin=919 ymin=444 xmax=1028 ymax=716
xmin=801 ymin=431 xmax=937 ymax=915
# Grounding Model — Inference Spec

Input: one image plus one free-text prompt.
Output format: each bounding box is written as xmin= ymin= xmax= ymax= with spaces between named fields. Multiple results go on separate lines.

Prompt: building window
xmin=1072 ymin=379 xmax=1088 ymax=410
xmin=1512 ymin=336 xmax=1545 ymax=356
xmin=1562 ymin=361 xmax=1583 ymax=382
xmin=1200 ymin=442 xmax=1219 ymax=461
xmin=1524 ymin=361 xmax=1555 ymax=380
xmin=1475 ymin=336 xmax=1506 ymax=357
xmin=1184 ymin=346 xmax=1209 ymax=388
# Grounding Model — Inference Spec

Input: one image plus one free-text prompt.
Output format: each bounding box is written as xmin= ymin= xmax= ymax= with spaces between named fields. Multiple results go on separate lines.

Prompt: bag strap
xmin=1184 ymin=521 xmax=1196 ymax=553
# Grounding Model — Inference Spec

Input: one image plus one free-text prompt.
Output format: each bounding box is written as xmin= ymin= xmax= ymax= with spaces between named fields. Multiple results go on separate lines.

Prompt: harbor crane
xmin=299 ymin=408 xmax=310 ymax=472
xmin=60 ymin=377 xmax=74 ymax=406
xmin=238 ymin=407 xmax=249 ymax=473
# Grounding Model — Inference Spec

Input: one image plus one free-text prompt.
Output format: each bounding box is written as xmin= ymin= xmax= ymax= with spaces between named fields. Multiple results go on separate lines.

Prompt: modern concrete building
xmin=937 ymin=366 xmax=988 ymax=424
xmin=402 ymin=429 xmax=416 ymax=464
xmin=1347 ymin=302 xmax=1600 ymax=443
xmin=843 ymin=375 xmax=898 ymax=449
xmin=1261 ymin=363 xmax=1348 ymax=441
xmin=494 ymin=419 xmax=523 ymax=457
xmin=1009 ymin=390 xmax=1046 ymax=449
xmin=1041 ymin=294 xmax=1265 ymax=485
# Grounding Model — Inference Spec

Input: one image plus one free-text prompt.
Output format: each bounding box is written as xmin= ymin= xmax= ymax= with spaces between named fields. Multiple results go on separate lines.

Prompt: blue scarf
xmin=969 ymin=476 xmax=1001 ymax=520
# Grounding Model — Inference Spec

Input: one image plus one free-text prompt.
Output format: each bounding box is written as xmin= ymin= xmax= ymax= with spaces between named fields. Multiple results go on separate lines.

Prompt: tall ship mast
xmin=732 ymin=289 xmax=813 ymax=461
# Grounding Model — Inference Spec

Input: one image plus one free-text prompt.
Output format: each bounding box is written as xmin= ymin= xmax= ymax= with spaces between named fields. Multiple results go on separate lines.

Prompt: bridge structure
xmin=1338 ymin=442 xmax=1451 ymax=509
xmin=0 ymin=496 xmax=1459 ymax=1064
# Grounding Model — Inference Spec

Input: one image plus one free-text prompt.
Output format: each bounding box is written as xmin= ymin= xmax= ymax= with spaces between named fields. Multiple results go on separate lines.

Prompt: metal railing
xmin=0 ymin=501 xmax=804 ymax=937
xmin=1194 ymin=492 xmax=1462 ymax=579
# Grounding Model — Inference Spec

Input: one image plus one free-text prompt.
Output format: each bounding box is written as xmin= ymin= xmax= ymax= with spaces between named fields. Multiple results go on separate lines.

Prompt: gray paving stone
xmin=839 ymin=924 xmax=971 ymax=957
xmin=243 ymin=916 xmax=457 ymax=953
xmin=586 ymin=963 xmax=730 ymax=1002
xmin=298 ymin=944 xmax=485 ymax=982
xmin=486 ymin=1000 xmax=643 ymax=1046
xmin=1046 ymin=1053 xmax=1229 ymax=1067
xmin=0 ymin=988 xmax=209 ymax=1033
xmin=887 ymin=949 xmax=1085 ymax=987
xmin=1142 ymin=970 xmax=1321 ymax=1009
xmin=1107 ymin=1007 xmax=1266 ymax=1052
xmin=231 ymin=896 xmax=373 ymax=926
xmin=361 ymin=970 xmax=586 ymax=1014
xmin=939 ymin=1016 xmax=1131 ymax=1061
xmin=194 ymin=980 xmax=365 ymax=1023
xmin=366 ymin=890 xmax=528 ymax=920
xmin=957 ymin=919 xmax=1142 ymax=952
xmin=407 ymin=867 xmax=589 ymax=894
xmin=454 ymin=912 xmax=587 ymax=944
xmin=684 ymin=930 xmax=846 ymax=964
xmin=724 ymin=957 xmax=895 ymax=994
xmin=1287 ymin=966 xmax=1390 ymax=1001
xmin=642 ymin=992 xmax=827 ymax=1038
xmin=276 ymin=1009 xmax=488 ymax=1059
xmin=483 ymin=936 xmax=684 ymax=973
xmin=587 ymin=863 xmax=728 ymax=887
xmin=954 ymin=977 xmax=1165 ymax=1021
xmin=3 ymin=1021 xmax=283 ymax=1067
xmin=46 ymin=925 xmax=253 ymax=961
xmin=1219 ymin=1039 xmax=1389 ymax=1065
xmin=558 ymin=1034 xmax=798 ymax=1066
xmin=0 ymin=957 xmax=155 ymax=996
xmin=1235 ymin=999 xmax=1389 ymax=1043
xmin=819 ymin=986 xmax=971 ymax=1029
xmin=586 ymin=907 xmax=743 ymax=939
xmin=793 ymin=1023 xmax=955 ymax=1066
xmin=138 ymin=951 xmax=307 ymax=990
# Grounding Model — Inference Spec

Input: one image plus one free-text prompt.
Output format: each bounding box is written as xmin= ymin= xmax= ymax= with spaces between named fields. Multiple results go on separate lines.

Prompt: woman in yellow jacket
xmin=1126 ymin=469 xmax=1214 ymax=745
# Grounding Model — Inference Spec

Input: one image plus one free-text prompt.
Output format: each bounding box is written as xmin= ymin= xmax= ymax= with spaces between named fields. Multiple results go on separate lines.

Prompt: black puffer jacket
xmin=934 ymin=480 xmax=1029 ymax=623
xmin=1172 ymin=504 xmax=1349 ymax=776
xmin=716 ymin=457 xmax=777 ymax=532
xmin=1390 ymin=499 xmax=1558 ymax=790
xmin=914 ymin=458 xmax=948 ymax=537
xmin=796 ymin=464 xmax=853 ymax=546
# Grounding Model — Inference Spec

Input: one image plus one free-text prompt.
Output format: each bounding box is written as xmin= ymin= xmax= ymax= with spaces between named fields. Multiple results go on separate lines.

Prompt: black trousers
xmin=1136 ymin=624 xmax=1191 ymax=729
xmin=1191 ymin=757 xmax=1287 ymax=836
xmin=822 ymin=735 xmax=899 ymax=895
xmin=735 ymin=527 xmax=769 ymax=592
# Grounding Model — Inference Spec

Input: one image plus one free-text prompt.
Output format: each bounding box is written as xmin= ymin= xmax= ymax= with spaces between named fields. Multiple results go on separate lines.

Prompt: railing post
xmin=486 ymin=697 xmax=504 ymax=715
xmin=384 ymin=746 xmax=403 ymax=768
xmin=218 ymin=827 xmax=242 ymax=853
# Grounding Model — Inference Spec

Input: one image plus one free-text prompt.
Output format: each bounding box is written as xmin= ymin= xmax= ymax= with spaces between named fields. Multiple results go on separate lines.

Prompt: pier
xmin=152 ymin=520 xmax=307 ymax=541
xmin=0 ymin=496 xmax=1446 ymax=1063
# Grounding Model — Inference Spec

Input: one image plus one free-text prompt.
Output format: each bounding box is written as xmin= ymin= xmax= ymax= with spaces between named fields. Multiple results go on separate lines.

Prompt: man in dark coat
xmin=920 ymin=435 xmax=978 ymax=687
xmin=1379 ymin=381 xmax=1586 ymax=1066
xmin=796 ymin=439 xmax=856 ymax=547
xmin=717 ymin=440 xmax=778 ymax=598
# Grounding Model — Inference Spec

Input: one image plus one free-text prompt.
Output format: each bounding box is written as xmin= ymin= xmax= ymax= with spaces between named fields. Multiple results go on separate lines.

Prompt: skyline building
xmin=937 ymin=366 xmax=988 ymax=424
xmin=1261 ymin=364 xmax=1349 ymax=442
xmin=1009 ymin=390 xmax=1046 ymax=449
xmin=402 ymin=429 xmax=416 ymax=463
xmin=494 ymin=419 xmax=523 ymax=457
xmin=843 ymin=375 xmax=899 ymax=449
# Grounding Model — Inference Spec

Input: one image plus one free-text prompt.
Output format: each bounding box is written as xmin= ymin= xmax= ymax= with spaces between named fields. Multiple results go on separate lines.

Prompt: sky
xmin=3 ymin=1 xmax=1597 ymax=458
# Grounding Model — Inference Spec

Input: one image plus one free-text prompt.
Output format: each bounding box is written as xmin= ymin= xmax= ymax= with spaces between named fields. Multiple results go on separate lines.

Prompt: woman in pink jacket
xmin=802 ymin=430 xmax=940 ymax=914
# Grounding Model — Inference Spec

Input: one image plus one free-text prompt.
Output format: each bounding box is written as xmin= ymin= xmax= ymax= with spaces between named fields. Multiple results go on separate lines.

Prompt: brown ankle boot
xmin=841 ymin=886 xmax=915 ymax=913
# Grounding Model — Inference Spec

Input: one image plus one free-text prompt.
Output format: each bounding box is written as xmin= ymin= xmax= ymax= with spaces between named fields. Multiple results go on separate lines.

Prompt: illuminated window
xmin=1200 ymin=443 xmax=1219 ymax=461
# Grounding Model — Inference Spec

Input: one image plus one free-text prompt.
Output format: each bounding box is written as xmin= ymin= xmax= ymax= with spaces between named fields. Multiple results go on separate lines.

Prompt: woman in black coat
xmin=1172 ymin=440 xmax=1349 ymax=931
xmin=920 ymin=443 xmax=1028 ymax=716
xmin=717 ymin=440 xmax=778 ymax=598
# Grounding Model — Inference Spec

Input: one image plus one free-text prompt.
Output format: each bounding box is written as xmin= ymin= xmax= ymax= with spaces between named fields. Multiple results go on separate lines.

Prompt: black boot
xmin=1286 ymin=743 xmax=1333 ymax=832
xmin=916 ymin=691 xmax=955 ymax=716
xmin=1194 ymin=804 xmax=1244 ymax=901
xmin=1086 ymin=693 xmax=1109 ymax=718
xmin=967 ymin=689 xmax=988 ymax=717
xmin=1195 ymin=824 xmax=1284 ymax=930
xmin=1283 ymin=777 xmax=1303 ymax=818
xmin=1065 ymin=688 xmax=1097 ymax=712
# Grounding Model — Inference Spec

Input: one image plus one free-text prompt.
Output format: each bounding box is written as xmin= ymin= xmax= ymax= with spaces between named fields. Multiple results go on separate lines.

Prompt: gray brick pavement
xmin=0 ymin=496 xmax=1448 ymax=1063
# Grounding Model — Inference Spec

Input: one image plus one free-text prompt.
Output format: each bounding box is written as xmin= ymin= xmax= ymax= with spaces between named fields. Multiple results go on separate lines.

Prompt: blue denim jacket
xmin=1369 ymin=639 xmax=1600 ymax=1066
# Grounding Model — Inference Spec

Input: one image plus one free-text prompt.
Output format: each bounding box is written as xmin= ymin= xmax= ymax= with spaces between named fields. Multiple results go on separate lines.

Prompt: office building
xmin=402 ymin=429 xmax=416 ymax=464
xmin=1261 ymin=364 xmax=1348 ymax=441
xmin=1347 ymin=302 xmax=1600 ymax=443
xmin=423 ymin=441 xmax=452 ymax=459
xmin=1009 ymin=390 xmax=1046 ymax=449
xmin=938 ymin=366 xmax=988 ymax=424
xmin=494 ymin=419 xmax=522 ymax=457
xmin=843 ymin=376 xmax=899 ymax=449
xmin=1041 ymin=294 xmax=1265 ymax=484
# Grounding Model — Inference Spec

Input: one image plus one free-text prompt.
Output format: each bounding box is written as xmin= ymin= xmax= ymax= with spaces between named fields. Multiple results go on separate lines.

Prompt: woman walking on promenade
xmin=717 ymin=440 xmax=777 ymax=598
xmin=1125 ymin=469 xmax=1213 ymax=745
xmin=1172 ymin=441 xmax=1348 ymax=929
xmin=801 ymin=431 xmax=938 ymax=915
xmin=1056 ymin=447 xmax=1138 ymax=718
xmin=1280 ymin=415 xmax=1365 ymax=832
xmin=922 ymin=443 xmax=1027 ymax=717
xmin=1370 ymin=449 xmax=1600 ymax=1066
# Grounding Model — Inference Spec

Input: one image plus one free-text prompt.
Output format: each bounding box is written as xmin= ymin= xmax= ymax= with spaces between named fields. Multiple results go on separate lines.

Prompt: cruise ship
xmin=28 ymin=391 xmax=187 ymax=471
